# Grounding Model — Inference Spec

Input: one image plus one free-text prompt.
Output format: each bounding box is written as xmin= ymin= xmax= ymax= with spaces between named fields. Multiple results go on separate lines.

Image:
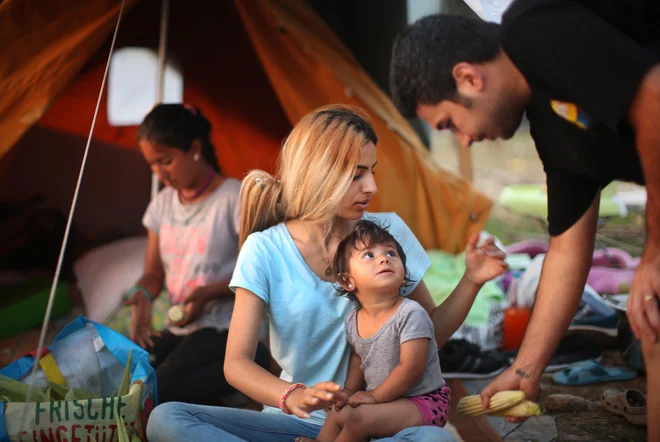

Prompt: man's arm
xmin=481 ymin=192 xmax=600 ymax=410
xmin=626 ymin=64 xmax=660 ymax=344
xmin=629 ymin=64 xmax=660 ymax=250
xmin=512 ymin=192 xmax=600 ymax=379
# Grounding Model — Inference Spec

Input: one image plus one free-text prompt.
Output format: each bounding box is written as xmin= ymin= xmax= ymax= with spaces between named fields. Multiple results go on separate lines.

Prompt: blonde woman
xmin=146 ymin=105 xmax=506 ymax=442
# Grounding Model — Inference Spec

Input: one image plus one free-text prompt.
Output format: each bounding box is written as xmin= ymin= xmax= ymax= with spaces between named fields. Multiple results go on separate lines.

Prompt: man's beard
xmin=492 ymin=96 xmax=525 ymax=140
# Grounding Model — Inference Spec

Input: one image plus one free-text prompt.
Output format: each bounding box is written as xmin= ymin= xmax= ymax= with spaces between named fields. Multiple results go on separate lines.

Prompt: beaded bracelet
xmin=279 ymin=383 xmax=306 ymax=415
xmin=127 ymin=285 xmax=153 ymax=303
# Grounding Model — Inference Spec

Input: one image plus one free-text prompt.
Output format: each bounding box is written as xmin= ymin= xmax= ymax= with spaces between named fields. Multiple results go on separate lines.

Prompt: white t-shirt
xmin=143 ymin=178 xmax=241 ymax=335
xmin=229 ymin=212 xmax=431 ymax=426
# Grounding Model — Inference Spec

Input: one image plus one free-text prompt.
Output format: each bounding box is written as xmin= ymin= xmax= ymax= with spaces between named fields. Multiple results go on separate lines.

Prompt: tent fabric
xmin=0 ymin=0 xmax=138 ymax=165
xmin=0 ymin=0 xmax=492 ymax=253
xmin=235 ymin=0 xmax=492 ymax=252
xmin=33 ymin=0 xmax=292 ymax=180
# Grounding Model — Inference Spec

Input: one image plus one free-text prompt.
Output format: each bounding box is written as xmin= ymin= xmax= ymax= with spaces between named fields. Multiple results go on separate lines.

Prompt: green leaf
xmin=115 ymin=408 xmax=130 ymax=442
xmin=71 ymin=387 xmax=101 ymax=400
xmin=118 ymin=349 xmax=133 ymax=397
xmin=65 ymin=389 xmax=76 ymax=401
xmin=47 ymin=382 xmax=68 ymax=400
xmin=48 ymin=382 xmax=101 ymax=400
xmin=0 ymin=374 xmax=45 ymax=402
xmin=0 ymin=389 xmax=27 ymax=402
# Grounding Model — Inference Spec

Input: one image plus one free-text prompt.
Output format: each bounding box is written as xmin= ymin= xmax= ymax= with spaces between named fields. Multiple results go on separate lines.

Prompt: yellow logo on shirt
xmin=550 ymin=100 xmax=591 ymax=130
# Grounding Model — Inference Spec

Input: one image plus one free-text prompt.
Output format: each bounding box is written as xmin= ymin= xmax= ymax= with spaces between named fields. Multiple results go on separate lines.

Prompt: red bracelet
xmin=279 ymin=383 xmax=306 ymax=415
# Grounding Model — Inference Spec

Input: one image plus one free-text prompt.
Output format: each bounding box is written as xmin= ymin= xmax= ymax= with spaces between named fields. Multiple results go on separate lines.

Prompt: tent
xmin=0 ymin=0 xmax=492 ymax=254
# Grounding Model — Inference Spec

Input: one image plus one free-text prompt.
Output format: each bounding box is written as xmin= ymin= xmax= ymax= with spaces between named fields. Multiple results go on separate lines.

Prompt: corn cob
xmin=168 ymin=305 xmax=185 ymax=323
xmin=457 ymin=391 xmax=525 ymax=416
xmin=490 ymin=400 xmax=541 ymax=417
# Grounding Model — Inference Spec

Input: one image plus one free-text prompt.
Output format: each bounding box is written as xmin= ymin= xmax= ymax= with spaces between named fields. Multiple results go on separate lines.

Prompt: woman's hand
xmin=348 ymin=391 xmax=377 ymax=407
xmin=284 ymin=382 xmax=347 ymax=418
xmin=124 ymin=291 xmax=160 ymax=349
xmin=465 ymin=234 xmax=508 ymax=285
xmin=169 ymin=286 xmax=209 ymax=327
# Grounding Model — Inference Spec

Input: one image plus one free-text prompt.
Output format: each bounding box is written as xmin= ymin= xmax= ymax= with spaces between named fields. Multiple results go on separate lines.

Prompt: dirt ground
xmin=538 ymin=333 xmax=647 ymax=442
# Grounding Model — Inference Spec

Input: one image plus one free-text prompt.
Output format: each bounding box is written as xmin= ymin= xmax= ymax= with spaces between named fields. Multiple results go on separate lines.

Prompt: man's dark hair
xmin=390 ymin=14 xmax=501 ymax=118
xmin=333 ymin=219 xmax=414 ymax=304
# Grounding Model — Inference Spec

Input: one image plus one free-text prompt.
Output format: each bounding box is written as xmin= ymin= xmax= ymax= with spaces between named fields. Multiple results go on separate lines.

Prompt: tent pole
xmin=151 ymin=0 xmax=170 ymax=199
xmin=455 ymin=135 xmax=474 ymax=182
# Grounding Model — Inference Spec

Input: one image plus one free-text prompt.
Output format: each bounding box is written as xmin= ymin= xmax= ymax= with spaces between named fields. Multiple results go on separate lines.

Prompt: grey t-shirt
xmin=345 ymin=297 xmax=445 ymax=397
xmin=142 ymin=178 xmax=241 ymax=336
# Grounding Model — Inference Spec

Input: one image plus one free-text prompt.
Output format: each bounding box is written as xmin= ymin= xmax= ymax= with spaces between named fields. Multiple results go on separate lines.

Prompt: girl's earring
xmin=193 ymin=153 xmax=200 ymax=162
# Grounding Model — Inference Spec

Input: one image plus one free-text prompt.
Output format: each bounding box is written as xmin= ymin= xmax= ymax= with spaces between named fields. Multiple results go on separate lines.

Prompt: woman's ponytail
xmin=239 ymin=170 xmax=285 ymax=247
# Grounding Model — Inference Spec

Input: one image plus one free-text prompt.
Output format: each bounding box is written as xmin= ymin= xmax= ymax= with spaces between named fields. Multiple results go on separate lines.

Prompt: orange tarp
xmin=0 ymin=0 xmax=138 ymax=164
xmin=0 ymin=0 xmax=491 ymax=253
xmin=33 ymin=0 xmax=292 ymax=179
xmin=235 ymin=0 xmax=492 ymax=252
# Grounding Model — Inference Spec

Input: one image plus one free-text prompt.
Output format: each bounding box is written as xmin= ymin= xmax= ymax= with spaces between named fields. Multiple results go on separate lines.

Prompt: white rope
xmin=156 ymin=0 xmax=169 ymax=105
xmin=18 ymin=0 xmax=127 ymax=433
xmin=151 ymin=0 xmax=169 ymax=200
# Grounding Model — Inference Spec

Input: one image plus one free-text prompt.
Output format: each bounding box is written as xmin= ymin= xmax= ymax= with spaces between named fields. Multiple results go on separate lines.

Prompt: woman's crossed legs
xmin=146 ymin=402 xmax=458 ymax=442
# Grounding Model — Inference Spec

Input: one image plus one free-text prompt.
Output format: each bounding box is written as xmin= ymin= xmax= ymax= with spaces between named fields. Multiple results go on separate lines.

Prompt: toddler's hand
xmin=333 ymin=388 xmax=354 ymax=411
xmin=348 ymin=391 xmax=377 ymax=408
xmin=465 ymin=234 xmax=508 ymax=285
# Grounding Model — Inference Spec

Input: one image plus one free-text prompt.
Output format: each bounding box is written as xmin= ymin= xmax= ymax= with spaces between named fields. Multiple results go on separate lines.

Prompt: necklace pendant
xmin=325 ymin=266 xmax=332 ymax=277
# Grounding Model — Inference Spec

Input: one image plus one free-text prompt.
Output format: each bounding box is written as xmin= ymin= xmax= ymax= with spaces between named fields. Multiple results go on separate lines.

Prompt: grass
xmin=484 ymin=204 xmax=647 ymax=257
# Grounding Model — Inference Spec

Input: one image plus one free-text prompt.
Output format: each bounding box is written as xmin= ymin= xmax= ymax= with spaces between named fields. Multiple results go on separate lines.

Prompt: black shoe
xmin=502 ymin=334 xmax=603 ymax=372
xmin=438 ymin=339 xmax=509 ymax=379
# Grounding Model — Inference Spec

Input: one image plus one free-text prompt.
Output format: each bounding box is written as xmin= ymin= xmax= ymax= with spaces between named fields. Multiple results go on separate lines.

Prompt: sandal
xmin=600 ymin=389 xmax=647 ymax=426
xmin=552 ymin=360 xmax=636 ymax=385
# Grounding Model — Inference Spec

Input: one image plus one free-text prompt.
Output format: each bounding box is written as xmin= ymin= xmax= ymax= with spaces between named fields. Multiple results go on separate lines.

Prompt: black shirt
xmin=501 ymin=0 xmax=660 ymax=235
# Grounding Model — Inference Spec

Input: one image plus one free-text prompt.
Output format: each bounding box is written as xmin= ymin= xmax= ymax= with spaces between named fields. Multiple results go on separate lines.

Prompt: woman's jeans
xmin=146 ymin=402 xmax=458 ymax=442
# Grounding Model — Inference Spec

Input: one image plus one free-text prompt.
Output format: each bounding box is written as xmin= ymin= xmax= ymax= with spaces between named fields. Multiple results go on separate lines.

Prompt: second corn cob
xmin=457 ymin=390 xmax=526 ymax=416
xmin=490 ymin=400 xmax=542 ymax=417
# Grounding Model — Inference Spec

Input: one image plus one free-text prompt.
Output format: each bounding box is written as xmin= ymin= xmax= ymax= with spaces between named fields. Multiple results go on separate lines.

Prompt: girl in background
xmin=125 ymin=104 xmax=269 ymax=405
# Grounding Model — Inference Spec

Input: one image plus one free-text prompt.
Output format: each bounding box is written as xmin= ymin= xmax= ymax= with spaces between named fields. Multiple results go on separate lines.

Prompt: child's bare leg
xmin=336 ymin=399 xmax=424 ymax=442
xmin=300 ymin=406 xmax=352 ymax=442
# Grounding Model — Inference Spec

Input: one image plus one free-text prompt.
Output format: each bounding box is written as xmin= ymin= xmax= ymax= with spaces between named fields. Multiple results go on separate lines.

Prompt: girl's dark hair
xmin=333 ymin=219 xmax=414 ymax=304
xmin=136 ymin=103 xmax=221 ymax=172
